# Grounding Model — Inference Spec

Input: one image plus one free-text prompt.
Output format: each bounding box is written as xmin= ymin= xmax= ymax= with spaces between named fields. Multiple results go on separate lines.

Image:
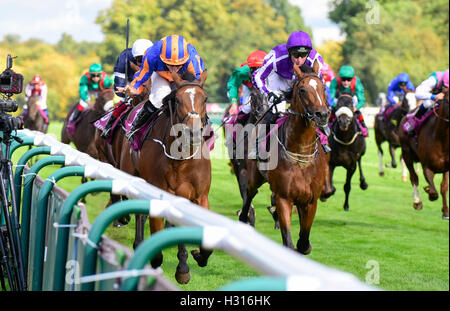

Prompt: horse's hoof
xmin=175 ymin=271 xmax=191 ymax=284
xmin=191 ymin=250 xmax=208 ymax=267
xmin=385 ymin=163 xmax=392 ymax=168
xmin=402 ymin=176 xmax=408 ymax=182
xmin=298 ymin=244 xmax=312 ymax=255
xmin=360 ymin=182 xmax=368 ymax=190
xmin=113 ymin=215 xmax=131 ymax=227
xmin=392 ymin=163 xmax=397 ymax=168
xmin=413 ymin=202 xmax=423 ymax=210
xmin=379 ymin=172 xmax=385 ymax=177
xmin=442 ymin=214 xmax=449 ymax=220
xmin=344 ymin=206 xmax=349 ymax=212
xmin=428 ymin=193 xmax=439 ymax=201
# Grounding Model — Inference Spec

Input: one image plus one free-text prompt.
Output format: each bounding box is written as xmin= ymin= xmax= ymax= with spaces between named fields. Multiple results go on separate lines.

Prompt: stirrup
xmin=323 ymin=144 xmax=332 ymax=153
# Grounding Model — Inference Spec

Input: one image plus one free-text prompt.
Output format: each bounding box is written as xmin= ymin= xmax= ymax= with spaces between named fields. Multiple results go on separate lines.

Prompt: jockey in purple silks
xmin=251 ymin=30 xmax=330 ymax=155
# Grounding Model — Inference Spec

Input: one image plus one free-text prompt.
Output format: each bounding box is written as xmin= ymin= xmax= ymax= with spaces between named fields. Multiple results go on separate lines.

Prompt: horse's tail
xmin=61 ymin=103 xmax=77 ymax=144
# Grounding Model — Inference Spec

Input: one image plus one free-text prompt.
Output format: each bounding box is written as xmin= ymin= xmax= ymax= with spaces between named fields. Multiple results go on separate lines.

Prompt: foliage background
xmin=0 ymin=0 xmax=448 ymax=121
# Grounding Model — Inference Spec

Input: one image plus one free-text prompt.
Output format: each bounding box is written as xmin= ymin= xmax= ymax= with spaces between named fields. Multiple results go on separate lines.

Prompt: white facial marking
xmin=309 ymin=79 xmax=323 ymax=106
xmin=185 ymin=88 xmax=196 ymax=111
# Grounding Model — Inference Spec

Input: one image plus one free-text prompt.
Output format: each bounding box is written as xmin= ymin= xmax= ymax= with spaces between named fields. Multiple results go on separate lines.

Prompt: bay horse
xmin=399 ymin=88 xmax=449 ymax=219
xmin=61 ymin=89 xmax=114 ymax=159
xmin=328 ymin=94 xmax=368 ymax=211
xmin=116 ymin=71 xmax=212 ymax=284
xmin=238 ymin=61 xmax=330 ymax=254
xmin=23 ymin=94 xmax=48 ymax=133
xmin=374 ymin=91 xmax=416 ymax=177
xmin=224 ymin=87 xmax=269 ymax=225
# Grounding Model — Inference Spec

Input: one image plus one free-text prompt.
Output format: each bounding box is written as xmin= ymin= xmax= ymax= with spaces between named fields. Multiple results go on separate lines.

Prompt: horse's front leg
xmin=276 ymin=196 xmax=294 ymax=249
xmin=422 ymin=167 xmax=438 ymax=201
xmin=388 ymin=144 xmax=397 ymax=168
xmin=440 ymin=172 xmax=449 ymax=220
xmin=191 ymin=195 xmax=213 ymax=268
xmin=343 ymin=164 xmax=356 ymax=211
xmin=296 ymin=201 xmax=317 ymax=255
xmin=358 ymin=158 xmax=368 ymax=190
xmin=402 ymin=148 xmax=422 ymax=210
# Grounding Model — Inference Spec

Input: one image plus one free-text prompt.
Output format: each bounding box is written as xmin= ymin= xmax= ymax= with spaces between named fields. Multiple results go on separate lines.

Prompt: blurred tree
xmin=329 ymin=0 xmax=449 ymax=105
xmin=316 ymin=40 xmax=344 ymax=73
xmin=96 ymin=0 xmax=309 ymax=102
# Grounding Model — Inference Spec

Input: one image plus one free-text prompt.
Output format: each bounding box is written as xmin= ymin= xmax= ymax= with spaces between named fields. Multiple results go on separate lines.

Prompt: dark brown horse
xmin=238 ymin=61 xmax=330 ymax=254
xmin=102 ymin=71 xmax=212 ymax=284
xmin=61 ymin=89 xmax=114 ymax=159
xmin=23 ymin=95 xmax=48 ymax=133
xmin=399 ymin=88 xmax=449 ymax=219
xmin=374 ymin=91 xmax=416 ymax=177
xmin=328 ymin=95 xmax=368 ymax=211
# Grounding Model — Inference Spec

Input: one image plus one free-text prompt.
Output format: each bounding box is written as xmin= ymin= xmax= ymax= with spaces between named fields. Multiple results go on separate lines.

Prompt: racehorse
xmin=224 ymin=87 xmax=268 ymax=225
xmin=328 ymin=94 xmax=368 ymax=211
xmin=374 ymin=91 xmax=416 ymax=178
xmin=116 ymin=71 xmax=212 ymax=284
xmin=61 ymin=89 xmax=114 ymax=159
xmin=238 ymin=61 xmax=330 ymax=254
xmin=399 ymin=88 xmax=449 ymax=219
xmin=23 ymin=94 xmax=48 ymax=133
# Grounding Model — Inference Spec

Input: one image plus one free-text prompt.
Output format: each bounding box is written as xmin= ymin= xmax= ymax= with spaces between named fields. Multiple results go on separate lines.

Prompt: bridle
xmin=173 ymin=82 xmax=208 ymax=129
xmin=287 ymin=73 xmax=329 ymax=128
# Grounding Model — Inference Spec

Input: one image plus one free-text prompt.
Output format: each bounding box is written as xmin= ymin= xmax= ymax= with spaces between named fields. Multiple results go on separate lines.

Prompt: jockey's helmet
xmin=443 ymin=69 xmax=449 ymax=88
xmin=132 ymin=39 xmax=153 ymax=58
xmin=31 ymin=74 xmax=42 ymax=84
xmin=322 ymin=63 xmax=335 ymax=82
xmin=286 ymin=31 xmax=312 ymax=56
xmin=339 ymin=66 xmax=355 ymax=79
xmin=247 ymin=50 xmax=267 ymax=68
xmin=89 ymin=63 xmax=103 ymax=74
xmin=397 ymin=73 xmax=410 ymax=84
xmin=160 ymin=35 xmax=189 ymax=66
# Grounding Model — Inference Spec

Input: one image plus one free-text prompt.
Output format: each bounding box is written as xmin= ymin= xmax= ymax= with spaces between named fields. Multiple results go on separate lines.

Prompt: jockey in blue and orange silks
xmin=119 ymin=34 xmax=206 ymax=141
xmin=251 ymin=30 xmax=330 ymax=153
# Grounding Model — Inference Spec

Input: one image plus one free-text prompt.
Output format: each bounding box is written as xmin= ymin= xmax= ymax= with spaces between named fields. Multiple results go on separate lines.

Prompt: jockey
xmin=329 ymin=65 xmax=368 ymax=136
xmin=23 ymin=74 xmax=49 ymax=125
xmin=69 ymin=63 xmax=113 ymax=124
xmin=251 ymin=30 xmax=329 ymax=154
xmin=101 ymin=39 xmax=153 ymax=139
xmin=253 ymin=30 xmax=324 ymax=118
xmin=226 ymin=50 xmax=267 ymax=122
xmin=121 ymin=34 xmax=206 ymax=141
xmin=384 ymin=72 xmax=415 ymax=112
xmin=404 ymin=69 xmax=449 ymax=135
xmin=322 ymin=63 xmax=335 ymax=107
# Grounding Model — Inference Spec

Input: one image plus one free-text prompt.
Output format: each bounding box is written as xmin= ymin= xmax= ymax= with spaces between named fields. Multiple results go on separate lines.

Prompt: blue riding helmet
xmin=397 ymin=73 xmax=410 ymax=83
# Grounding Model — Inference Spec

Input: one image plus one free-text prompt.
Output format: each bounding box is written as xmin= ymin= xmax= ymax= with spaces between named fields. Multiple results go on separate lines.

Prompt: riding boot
xmin=126 ymin=101 xmax=156 ymax=141
xmin=70 ymin=108 xmax=82 ymax=124
xmin=101 ymin=115 xmax=117 ymax=139
xmin=405 ymin=105 xmax=427 ymax=136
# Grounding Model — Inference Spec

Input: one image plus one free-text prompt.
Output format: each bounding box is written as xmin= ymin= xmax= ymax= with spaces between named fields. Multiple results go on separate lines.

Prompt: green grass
xmin=12 ymin=122 xmax=449 ymax=291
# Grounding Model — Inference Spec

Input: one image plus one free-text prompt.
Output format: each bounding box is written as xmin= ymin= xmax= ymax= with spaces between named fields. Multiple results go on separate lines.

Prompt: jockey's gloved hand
xmin=268 ymin=91 xmax=283 ymax=105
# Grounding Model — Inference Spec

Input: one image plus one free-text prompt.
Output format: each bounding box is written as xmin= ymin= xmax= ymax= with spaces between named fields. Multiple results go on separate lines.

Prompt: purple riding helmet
xmin=287 ymin=31 xmax=313 ymax=53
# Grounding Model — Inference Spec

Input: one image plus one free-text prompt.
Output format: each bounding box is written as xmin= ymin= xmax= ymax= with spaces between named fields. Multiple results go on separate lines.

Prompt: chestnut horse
xmin=239 ymin=61 xmax=330 ymax=254
xmin=328 ymin=94 xmax=368 ymax=211
xmin=110 ymin=71 xmax=211 ymax=284
xmin=374 ymin=91 xmax=416 ymax=177
xmin=23 ymin=95 xmax=48 ymax=133
xmin=61 ymin=89 xmax=114 ymax=159
xmin=399 ymin=88 xmax=449 ymax=219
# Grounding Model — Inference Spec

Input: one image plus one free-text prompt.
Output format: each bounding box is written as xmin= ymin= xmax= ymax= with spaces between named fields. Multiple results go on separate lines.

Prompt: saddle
xmin=66 ymin=109 xmax=90 ymax=136
xmin=93 ymin=104 xmax=133 ymax=144
xmin=402 ymin=109 xmax=434 ymax=137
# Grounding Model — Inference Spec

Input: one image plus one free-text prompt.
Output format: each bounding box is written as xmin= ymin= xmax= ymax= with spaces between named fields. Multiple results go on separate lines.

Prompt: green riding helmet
xmin=89 ymin=63 xmax=103 ymax=74
xmin=339 ymin=65 xmax=355 ymax=78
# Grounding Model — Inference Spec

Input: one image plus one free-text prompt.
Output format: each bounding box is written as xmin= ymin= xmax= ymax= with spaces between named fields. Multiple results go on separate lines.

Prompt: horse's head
xmin=402 ymin=90 xmax=417 ymax=112
xmin=291 ymin=60 xmax=330 ymax=129
xmin=335 ymin=95 xmax=355 ymax=132
xmin=171 ymin=71 xmax=208 ymax=144
xmin=26 ymin=95 xmax=40 ymax=121
xmin=94 ymin=89 xmax=115 ymax=113
xmin=250 ymin=87 xmax=269 ymax=120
